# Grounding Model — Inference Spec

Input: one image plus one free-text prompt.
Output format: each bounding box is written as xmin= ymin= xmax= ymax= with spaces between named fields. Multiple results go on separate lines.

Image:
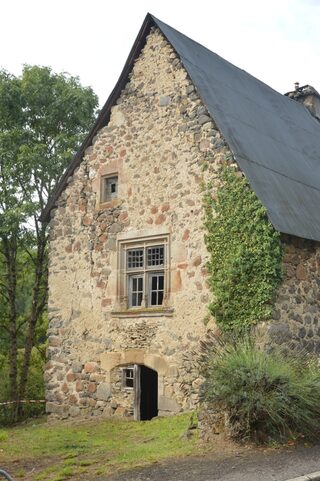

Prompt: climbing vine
xmin=204 ymin=165 xmax=283 ymax=332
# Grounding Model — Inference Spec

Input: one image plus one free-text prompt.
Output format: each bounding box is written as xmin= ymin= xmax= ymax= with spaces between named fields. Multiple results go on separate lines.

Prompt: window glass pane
xmin=132 ymin=293 xmax=137 ymax=307
xmin=127 ymin=249 xmax=144 ymax=269
xmin=123 ymin=367 xmax=134 ymax=388
xmin=151 ymin=292 xmax=157 ymax=305
xmin=147 ymin=246 xmax=164 ymax=266
xmin=129 ymin=276 xmax=143 ymax=307
xmin=158 ymin=291 xmax=164 ymax=305
xmin=126 ymin=377 xmax=133 ymax=387
xmin=149 ymin=273 xmax=164 ymax=306
xmin=152 ymin=276 xmax=158 ymax=289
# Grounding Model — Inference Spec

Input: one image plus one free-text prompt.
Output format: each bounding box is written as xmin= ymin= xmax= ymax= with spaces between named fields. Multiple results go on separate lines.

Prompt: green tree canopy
xmin=0 ymin=65 xmax=98 ymax=418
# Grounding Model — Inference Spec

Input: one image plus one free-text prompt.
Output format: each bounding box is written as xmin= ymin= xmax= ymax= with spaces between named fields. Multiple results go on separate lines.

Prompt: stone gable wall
xmin=256 ymin=236 xmax=320 ymax=355
xmin=46 ymin=27 xmax=232 ymax=419
xmin=46 ymin=27 xmax=320 ymax=421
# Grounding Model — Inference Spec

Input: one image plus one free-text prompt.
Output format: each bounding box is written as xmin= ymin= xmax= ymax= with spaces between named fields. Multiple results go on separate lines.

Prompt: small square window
xmin=101 ymin=175 xmax=118 ymax=202
xmin=122 ymin=366 xmax=134 ymax=389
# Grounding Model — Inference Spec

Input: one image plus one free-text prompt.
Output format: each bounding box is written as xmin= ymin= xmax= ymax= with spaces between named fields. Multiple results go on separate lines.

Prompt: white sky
xmin=1 ymin=0 xmax=320 ymax=106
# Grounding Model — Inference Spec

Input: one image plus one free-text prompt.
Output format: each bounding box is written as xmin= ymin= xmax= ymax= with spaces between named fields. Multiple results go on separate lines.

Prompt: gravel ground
xmin=104 ymin=443 xmax=320 ymax=481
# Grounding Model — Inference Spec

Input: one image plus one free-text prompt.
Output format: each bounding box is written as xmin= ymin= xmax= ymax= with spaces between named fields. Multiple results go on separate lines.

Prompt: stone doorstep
xmin=285 ymin=472 xmax=320 ymax=481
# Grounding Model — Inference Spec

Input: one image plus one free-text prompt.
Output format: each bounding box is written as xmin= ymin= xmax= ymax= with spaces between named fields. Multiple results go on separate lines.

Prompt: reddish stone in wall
xmin=161 ymin=203 xmax=170 ymax=212
xmin=172 ymin=270 xmax=182 ymax=291
xmin=177 ymin=262 xmax=188 ymax=270
xmin=61 ymin=383 xmax=69 ymax=393
xmin=84 ymin=362 xmax=97 ymax=373
xmin=119 ymin=212 xmax=129 ymax=222
xmin=66 ymin=372 xmax=76 ymax=382
xmin=182 ymin=229 xmax=190 ymax=241
xmin=155 ymin=214 xmax=166 ymax=225
xmin=75 ymin=380 xmax=83 ymax=392
xmin=88 ymin=382 xmax=97 ymax=393
xmin=82 ymin=215 xmax=92 ymax=226
xmin=193 ymin=255 xmax=202 ymax=267
xmin=101 ymin=298 xmax=112 ymax=307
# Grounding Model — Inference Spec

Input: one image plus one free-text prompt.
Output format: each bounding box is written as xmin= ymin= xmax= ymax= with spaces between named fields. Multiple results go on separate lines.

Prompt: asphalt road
xmin=104 ymin=443 xmax=320 ymax=481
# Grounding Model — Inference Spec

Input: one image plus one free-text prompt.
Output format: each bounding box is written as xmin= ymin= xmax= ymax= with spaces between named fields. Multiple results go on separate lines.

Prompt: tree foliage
xmin=0 ymin=65 xmax=98 ymax=419
xmin=204 ymin=165 xmax=283 ymax=332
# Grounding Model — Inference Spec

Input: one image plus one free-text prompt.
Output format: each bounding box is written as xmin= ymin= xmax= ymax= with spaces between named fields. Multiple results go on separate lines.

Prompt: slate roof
xmin=42 ymin=14 xmax=320 ymax=242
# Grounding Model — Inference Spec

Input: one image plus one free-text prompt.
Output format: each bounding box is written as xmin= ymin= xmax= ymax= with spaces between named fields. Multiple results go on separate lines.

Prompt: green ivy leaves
xmin=204 ymin=166 xmax=282 ymax=332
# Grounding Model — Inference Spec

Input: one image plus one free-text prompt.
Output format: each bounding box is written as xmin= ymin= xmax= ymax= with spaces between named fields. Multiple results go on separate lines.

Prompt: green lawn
xmin=0 ymin=413 xmax=201 ymax=480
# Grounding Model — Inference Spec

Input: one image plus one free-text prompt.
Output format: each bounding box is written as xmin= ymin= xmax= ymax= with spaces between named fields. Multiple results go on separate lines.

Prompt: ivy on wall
xmin=204 ymin=165 xmax=283 ymax=332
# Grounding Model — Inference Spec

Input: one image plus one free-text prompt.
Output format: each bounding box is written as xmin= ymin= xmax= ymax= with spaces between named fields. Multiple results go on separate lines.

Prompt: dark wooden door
xmin=133 ymin=365 xmax=158 ymax=421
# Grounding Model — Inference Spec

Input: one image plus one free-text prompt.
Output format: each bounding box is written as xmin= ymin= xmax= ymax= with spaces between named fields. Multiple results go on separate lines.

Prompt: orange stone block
xmin=88 ymin=382 xmax=97 ymax=393
xmin=84 ymin=362 xmax=96 ymax=373
xmin=155 ymin=214 xmax=166 ymax=225
xmin=182 ymin=229 xmax=190 ymax=241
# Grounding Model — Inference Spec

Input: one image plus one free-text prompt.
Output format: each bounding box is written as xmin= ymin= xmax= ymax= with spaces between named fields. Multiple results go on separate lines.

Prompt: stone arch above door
xmin=100 ymin=349 xmax=169 ymax=376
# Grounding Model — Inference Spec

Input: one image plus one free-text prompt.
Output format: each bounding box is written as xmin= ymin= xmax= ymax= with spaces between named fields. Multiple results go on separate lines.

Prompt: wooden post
xmin=134 ymin=364 xmax=141 ymax=421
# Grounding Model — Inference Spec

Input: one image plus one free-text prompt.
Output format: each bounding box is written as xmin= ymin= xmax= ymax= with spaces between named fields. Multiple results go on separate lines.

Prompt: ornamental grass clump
xmin=203 ymin=335 xmax=320 ymax=442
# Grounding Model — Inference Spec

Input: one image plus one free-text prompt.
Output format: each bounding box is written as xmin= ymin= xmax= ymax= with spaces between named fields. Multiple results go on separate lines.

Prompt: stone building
xmin=42 ymin=14 xmax=320 ymax=420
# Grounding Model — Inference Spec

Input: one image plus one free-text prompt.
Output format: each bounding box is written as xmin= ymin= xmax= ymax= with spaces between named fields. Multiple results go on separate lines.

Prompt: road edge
xmin=285 ymin=472 xmax=320 ymax=481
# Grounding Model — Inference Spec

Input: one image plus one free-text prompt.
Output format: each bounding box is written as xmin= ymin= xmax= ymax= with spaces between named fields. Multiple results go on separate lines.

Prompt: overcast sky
xmin=1 ymin=0 xmax=320 ymax=106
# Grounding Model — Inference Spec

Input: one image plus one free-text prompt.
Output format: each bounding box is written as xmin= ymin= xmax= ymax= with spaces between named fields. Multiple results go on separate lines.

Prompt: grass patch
xmin=0 ymin=429 xmax=8 ymax=442
xmin=0 ymin=413 xmax=199 ymax=480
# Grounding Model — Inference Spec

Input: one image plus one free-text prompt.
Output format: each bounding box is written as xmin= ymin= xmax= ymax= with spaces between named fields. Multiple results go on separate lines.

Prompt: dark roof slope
xmin=42 ymin=14 xmax=320 ymax=242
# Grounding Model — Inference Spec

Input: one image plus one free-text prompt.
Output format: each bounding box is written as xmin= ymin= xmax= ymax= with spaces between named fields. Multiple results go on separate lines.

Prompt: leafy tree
xmin=0 ymin=66 xmax=98 ymax=418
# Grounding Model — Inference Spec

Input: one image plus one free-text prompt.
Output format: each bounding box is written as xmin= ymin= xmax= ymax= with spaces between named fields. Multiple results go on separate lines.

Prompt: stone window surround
xmin=91 ymin=158 xmax=124 ymax=210
xmin=112 ymin=229 xmax=173 ymax=317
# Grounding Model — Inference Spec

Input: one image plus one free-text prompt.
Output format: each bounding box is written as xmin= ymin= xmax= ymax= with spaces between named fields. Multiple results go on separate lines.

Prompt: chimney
xmin=285 ymin=84 xmax=320 ymax=121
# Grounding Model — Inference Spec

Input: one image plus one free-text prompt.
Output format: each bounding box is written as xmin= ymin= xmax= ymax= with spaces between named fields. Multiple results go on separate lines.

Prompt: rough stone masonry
xmin=45 ymin=27 xmax=232 ymax=419
xmin=46 ymin=27 xmax=320 ymax=420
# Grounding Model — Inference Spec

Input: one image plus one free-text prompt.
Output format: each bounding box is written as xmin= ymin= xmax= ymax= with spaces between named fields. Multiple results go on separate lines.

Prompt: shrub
xmin=202 ymin=335 xmax=320 ymax=442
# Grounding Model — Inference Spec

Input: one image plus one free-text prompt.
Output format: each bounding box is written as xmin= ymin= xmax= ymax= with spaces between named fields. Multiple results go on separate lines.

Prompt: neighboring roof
xmin=285 ymin=84 xmax=320 ymax=121
xmin=41 ymin=14 xmax=320 ymax=243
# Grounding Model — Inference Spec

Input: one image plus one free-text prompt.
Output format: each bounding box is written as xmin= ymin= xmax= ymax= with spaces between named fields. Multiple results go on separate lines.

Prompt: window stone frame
xmin=100 ymin=173 xmax=118 ymax=203
xmin=116 ymin=234 xmax=170 ymax=312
